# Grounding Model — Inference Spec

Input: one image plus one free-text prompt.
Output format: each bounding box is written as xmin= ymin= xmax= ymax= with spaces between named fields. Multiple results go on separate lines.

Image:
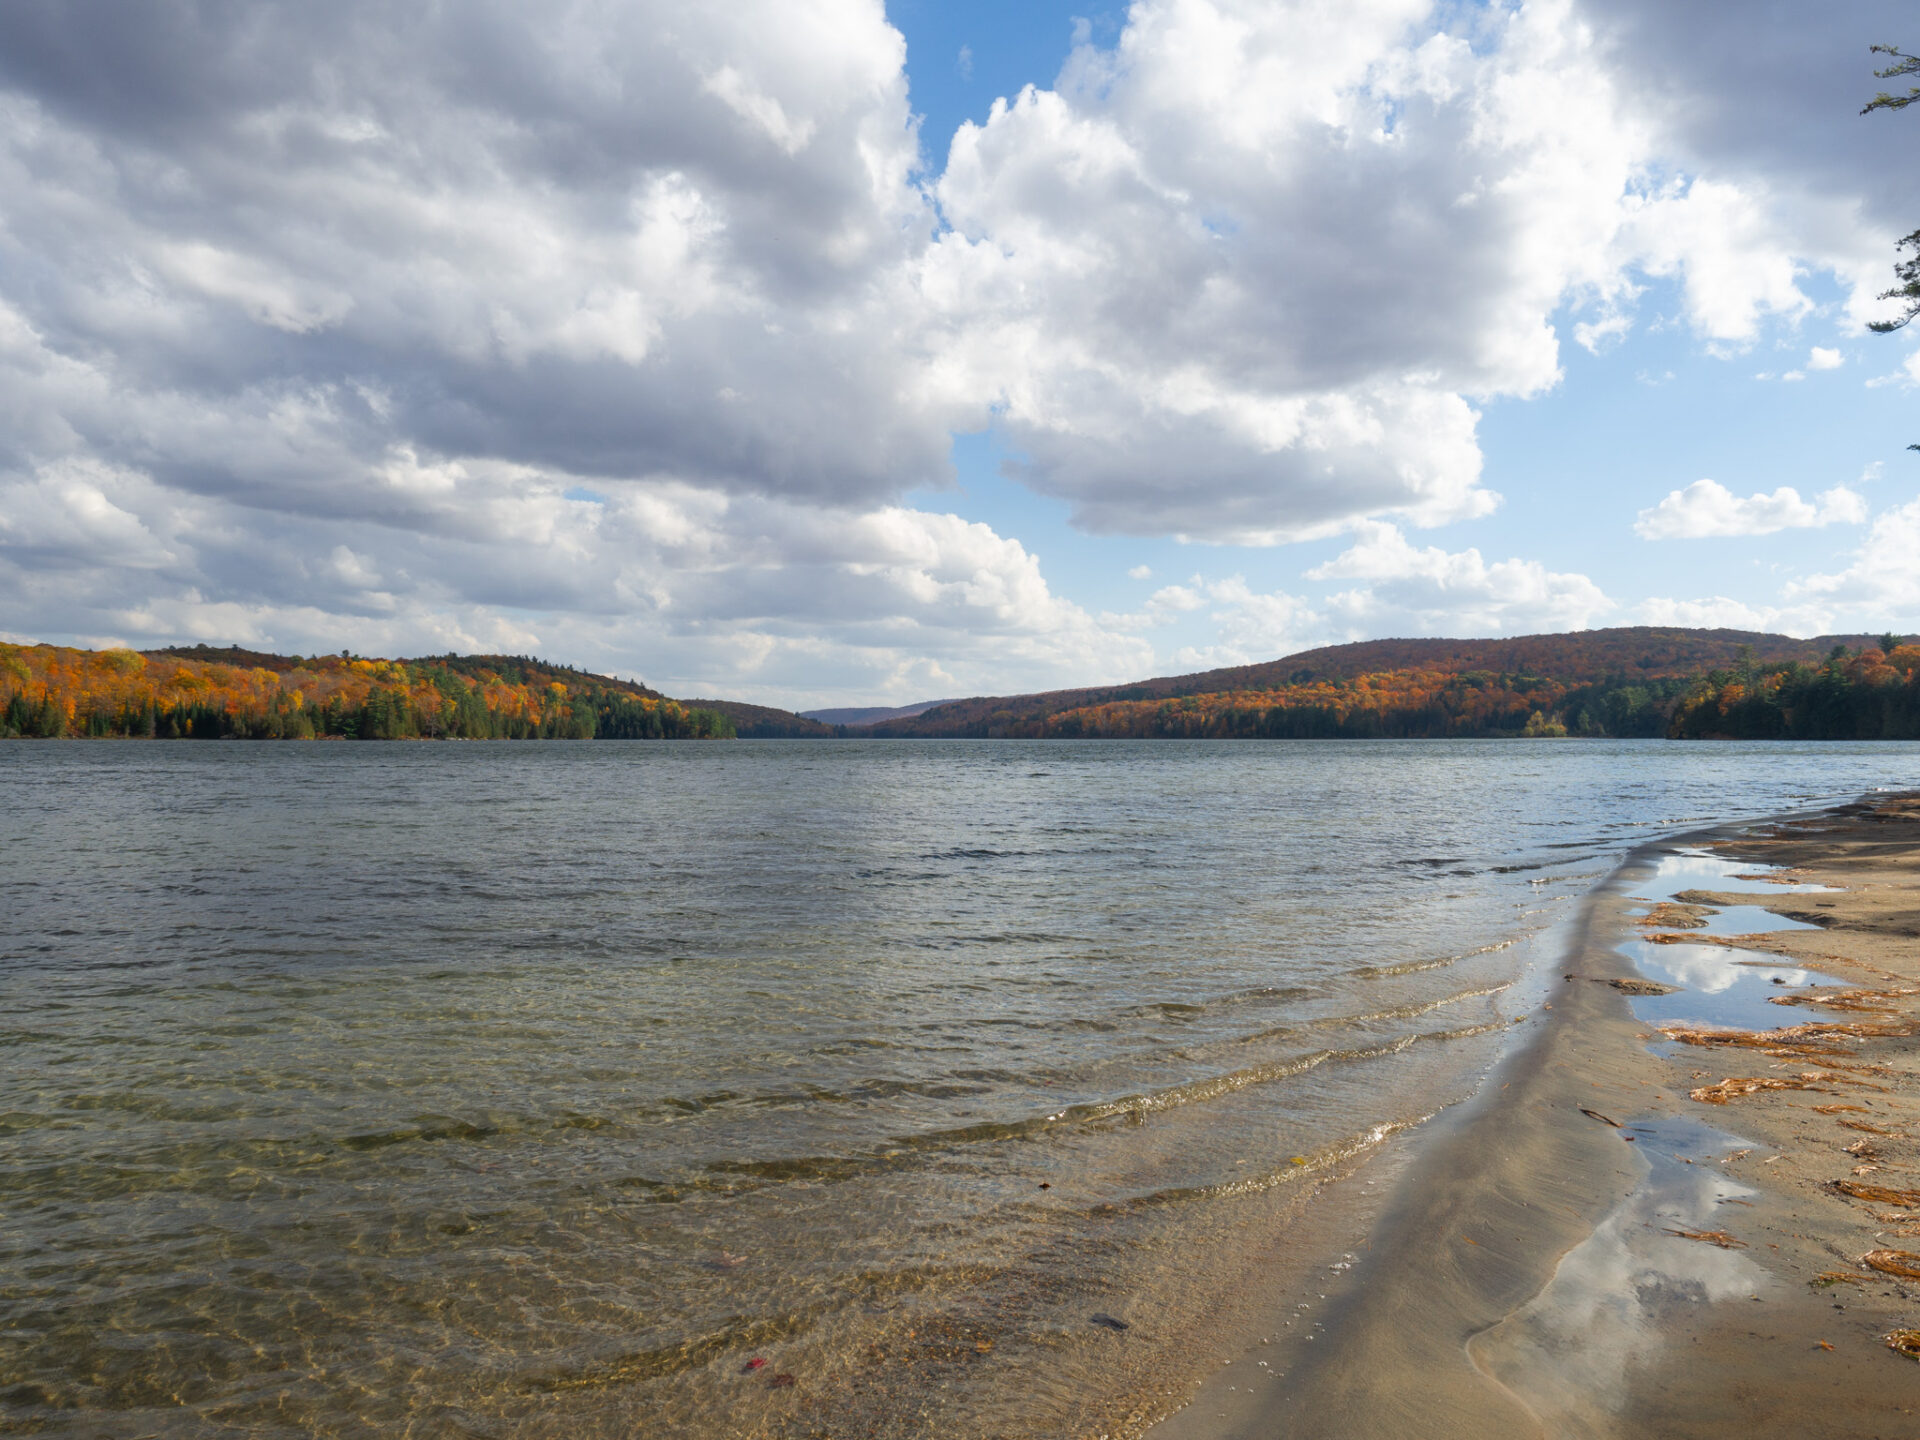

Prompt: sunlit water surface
xmin=3 ymin=739 xmax=1916 ymax=1437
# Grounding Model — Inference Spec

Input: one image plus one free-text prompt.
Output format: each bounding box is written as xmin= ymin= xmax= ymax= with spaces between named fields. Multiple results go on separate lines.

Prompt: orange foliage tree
xmin=0 ymin=645 xmax=733 ymax=740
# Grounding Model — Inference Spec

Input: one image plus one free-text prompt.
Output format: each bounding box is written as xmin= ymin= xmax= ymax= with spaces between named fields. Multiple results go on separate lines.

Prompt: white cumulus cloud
xmin=1787 ymin=495 xmax=1920 ymax=621
xmin=1306 ymin=522 xmax=1613 ymax=634
xmin=1634 ymin=480 xmax=1869 ymax=539
xmin=1636 ymin=596 xmax=1801 ymax=633
xmin=1642 ymin=496 xmax=1920 ymax=637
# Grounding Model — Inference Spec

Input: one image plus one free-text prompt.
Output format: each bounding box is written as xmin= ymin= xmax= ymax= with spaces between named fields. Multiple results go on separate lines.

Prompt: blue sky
xmin=1 ymin=0 xmax=1917 ymax=704
xmin=892 ymin=2 xmax=1920 ymax=682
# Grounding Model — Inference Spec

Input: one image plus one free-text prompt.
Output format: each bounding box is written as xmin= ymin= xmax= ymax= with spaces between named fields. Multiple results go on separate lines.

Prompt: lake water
xmin=3 ymin=739 xmax=1917 ymax=1438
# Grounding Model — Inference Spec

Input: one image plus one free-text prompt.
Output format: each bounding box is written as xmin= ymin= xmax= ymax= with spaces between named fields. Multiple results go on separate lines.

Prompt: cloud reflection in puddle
xmin=1471 ymin=1117 xmax=1764 ymax=1437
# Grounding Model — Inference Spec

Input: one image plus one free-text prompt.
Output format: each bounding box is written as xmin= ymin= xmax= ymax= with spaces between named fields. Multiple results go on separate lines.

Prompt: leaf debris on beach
xmin=1663 ymin=1228 xmax=1747 ymax=1248
xmin=1769 ymin=987 xmax=1920 ymax=1014
xmin=1689 ymin=1076 xmax=1823 ymax=1104
xmin=1886 ymin=1330 xmax=1920 ymax=1363
xmin=1838 ymin=1118 xmax=1905 ymax=1135
xmin=1661 ymin=1019 xmax=1915 ymax=1059
xmin=1830 ymin=1180 xmax=1920 ymax=1207
xmin=1859 ymin=1248 xmax=1920 ymax=1279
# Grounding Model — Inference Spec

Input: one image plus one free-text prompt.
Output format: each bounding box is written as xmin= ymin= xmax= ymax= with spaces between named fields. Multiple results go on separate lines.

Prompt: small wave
xmin=0 ymin=1110 xmax=69 ymax=1136
xmin=652 ymin=1019 xmax=1507 ymax=1201
xmin=1222 ymin=982 xmax=1511 ymax=1047
xmin=807 ymin=1036 xmax=903 ymax=1057
xmin=1351 ymin=937 xmax=1516 ymax=979
xmin=523 ymin=1309 xmax=814 ymax=1393
xmin=1114 ymin=984 xmax=1319 ymax=1022
xmin=341 ymin=1114 xmax=500 ymax=1150
xmin=1107 ymin=1113 xmax=1436 ymax=1211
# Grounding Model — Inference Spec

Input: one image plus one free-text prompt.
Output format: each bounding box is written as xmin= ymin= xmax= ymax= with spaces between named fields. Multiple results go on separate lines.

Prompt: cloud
xmin=0 ymin=451 xmax=1155 ymax=704
xmin=1144 ymin=523 xmax=1615 ymax=671
xmin=1787 ymin=495 xmax=1920 ymax=620
xmin=1866 ymin=350 xmax=1920 ymax=389
xmin=1127 ymin=563 xmax=1153 ymax=580
xmin=1636 ymin=595 xmax=1802 ymax=634
xmin=0 ymin=0 xmax=1024 ymax=699
xmin=1101 ymin=575 xmax=1210 ymax=632
xmin=1581 ymin=0 xmax=1913 ymax=336
xmin=924 ymin=0 xmax=1663 ymax=541
xmin=1642 ymin=495 xmax=1920 ymax=637
xmin=1634 ymin=479 xmax=1869 ymax=539
xmin=0 ymin=2 xmax=960 ymax=514
xmin=0 ymin=0 xmax=1913 ymax=699
xmin=1306 ymin=522 xmax=1613 ymax=634
xmin=1807 ymin=346 xmax=1843 ymax=370
xmin=1171 ymin=576 xmax=1324 ymax=669
xmin=1623 ymin=177 xmax=1815 ymax=344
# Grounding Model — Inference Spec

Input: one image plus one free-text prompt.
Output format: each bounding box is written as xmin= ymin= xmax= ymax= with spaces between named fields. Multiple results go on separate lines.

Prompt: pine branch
xmin=1862 ymin=44 xmax=1920 ymax=112
xmin=1867 ymin=230 xmax=1920 ymax=333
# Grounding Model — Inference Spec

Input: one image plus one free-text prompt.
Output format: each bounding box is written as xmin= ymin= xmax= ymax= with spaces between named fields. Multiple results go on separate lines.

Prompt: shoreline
xmin=1151 ymin=789 xmax=1920 ymax=1439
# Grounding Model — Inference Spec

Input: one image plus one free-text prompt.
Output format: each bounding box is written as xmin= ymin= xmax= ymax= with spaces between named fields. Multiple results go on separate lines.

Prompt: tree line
xmin=1666 ymin=641 xmax=1920 ymax=740
xmin=0 ymin=645 xmax=734 ymax=740
xmin=8 ymin=638 xmax=1916 ymax=743
xmin=895 ymin=641 xmax=1917 ymax=741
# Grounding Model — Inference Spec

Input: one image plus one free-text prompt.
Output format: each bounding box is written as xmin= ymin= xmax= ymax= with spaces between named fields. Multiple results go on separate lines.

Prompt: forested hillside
xmin=677 ymin=698 xmax=841 ymax=738
xmin=868 ymin=644 xmax=1917 ymax=741
xmin=7 ymin=629 xmax=1917 ymax=742
xmin=0 ymin=645 xmax=735 ymax=739
xmin=868 ymin=629 xmax=1909 ymax=739
xmin=1669 ymin=644 xmax=1920 ymax=740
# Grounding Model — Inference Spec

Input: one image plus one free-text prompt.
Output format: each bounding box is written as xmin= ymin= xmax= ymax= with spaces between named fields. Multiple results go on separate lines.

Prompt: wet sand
xmin=1152 ymin=789 xmax=1920 ymax=1440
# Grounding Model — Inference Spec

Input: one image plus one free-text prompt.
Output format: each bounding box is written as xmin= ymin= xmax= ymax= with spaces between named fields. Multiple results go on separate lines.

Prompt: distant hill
xmin=138 ymin=646 xmax=837 ymax=737
xmin=416 ymin=652 xmax=664 ymax=697
xmin=680 ymin=699 xmax=840 ymax=738
xmin=867 ymin=628 xmax=1886 ymax=737
xmin=144 ymin=643 xmax=311 ymax=674
xmin=800 ymin=699 xmax=958 ymax=727
xmin=7 ymin=644 xmax=737 ymax=739
xmin=146 ymin=645 xmax=679 ymax=701
xmin=36 ymin=626 xmax=1908 ymax=743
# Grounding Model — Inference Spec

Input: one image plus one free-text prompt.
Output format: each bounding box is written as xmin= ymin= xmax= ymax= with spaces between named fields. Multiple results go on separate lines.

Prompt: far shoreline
xmin=7 ymin=627 xmax=1919 ymax=741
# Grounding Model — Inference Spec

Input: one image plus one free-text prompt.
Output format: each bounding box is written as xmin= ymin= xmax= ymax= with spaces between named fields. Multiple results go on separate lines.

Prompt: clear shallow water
xmin=2 ymin=739 xmax=1916 ymax=1438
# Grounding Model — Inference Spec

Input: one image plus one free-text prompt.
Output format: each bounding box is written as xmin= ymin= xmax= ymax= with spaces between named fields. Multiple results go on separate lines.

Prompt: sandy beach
xmin=1152 ymin=789 xmax=1920 ymax=1440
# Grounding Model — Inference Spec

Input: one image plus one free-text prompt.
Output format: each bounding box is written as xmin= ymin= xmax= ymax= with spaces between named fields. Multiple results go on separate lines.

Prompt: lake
xmin=3 ymin=739 xmax=1916 ymax=1437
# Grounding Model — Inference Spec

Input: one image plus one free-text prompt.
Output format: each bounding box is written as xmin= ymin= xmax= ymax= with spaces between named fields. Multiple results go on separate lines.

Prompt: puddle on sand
xmin=1623 ymin=848 xmax=1848 ymax=1033
xmin=1470 ymin=1116 xmax=1764 ymax=1439
xmin=1623 ymin=942 xmax=1834 ymax=1031
xmin=1640 ymin=848 xmax=1834 ymax=897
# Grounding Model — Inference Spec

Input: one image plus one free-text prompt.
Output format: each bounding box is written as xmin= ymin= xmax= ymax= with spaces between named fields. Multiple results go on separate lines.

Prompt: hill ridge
xmin=869 ymin=627 xmax=1884 ymax=736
